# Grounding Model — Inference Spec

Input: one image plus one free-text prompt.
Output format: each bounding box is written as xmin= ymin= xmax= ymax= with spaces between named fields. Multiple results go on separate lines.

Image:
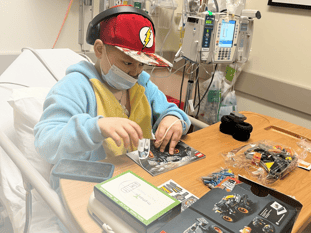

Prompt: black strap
xmin=89 ymin=6 xmax=154 ymax=32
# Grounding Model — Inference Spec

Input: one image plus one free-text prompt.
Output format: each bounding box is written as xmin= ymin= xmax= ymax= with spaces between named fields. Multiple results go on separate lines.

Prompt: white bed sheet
xmin=0 ymin=48 xmax=87 ymax=232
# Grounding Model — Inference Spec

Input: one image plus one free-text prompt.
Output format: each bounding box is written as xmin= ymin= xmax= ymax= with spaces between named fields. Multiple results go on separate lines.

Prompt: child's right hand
xmin=98 ymin=117 xmax=143 ymax=148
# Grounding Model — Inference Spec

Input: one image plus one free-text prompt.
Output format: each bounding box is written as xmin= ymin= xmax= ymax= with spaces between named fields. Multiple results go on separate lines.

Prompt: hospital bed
xmin=0 ymin=48 xmax=207 ymax=233
xmin=0 ymin=48 xmax=88 ymax=233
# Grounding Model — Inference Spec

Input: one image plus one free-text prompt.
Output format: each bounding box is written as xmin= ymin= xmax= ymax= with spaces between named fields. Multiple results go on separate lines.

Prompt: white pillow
xmin=8 ymin=87 xmax=52 ymax=182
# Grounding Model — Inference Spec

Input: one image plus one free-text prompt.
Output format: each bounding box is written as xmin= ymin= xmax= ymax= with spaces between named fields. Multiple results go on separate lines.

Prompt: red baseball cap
xmin=100 ymin=12 xmax=172 ymax=67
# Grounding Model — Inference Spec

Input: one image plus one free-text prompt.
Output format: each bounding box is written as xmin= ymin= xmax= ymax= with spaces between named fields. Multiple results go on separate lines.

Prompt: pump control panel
xmin=213 ymin=15 xmax=240 ymax=63
xmin=200 ymin=14 xmax=215 ymax=61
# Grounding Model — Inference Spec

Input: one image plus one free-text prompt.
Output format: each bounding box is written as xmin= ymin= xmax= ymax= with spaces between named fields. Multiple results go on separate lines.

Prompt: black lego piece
xmin=219 ymin=112 xmax=253 ymax=142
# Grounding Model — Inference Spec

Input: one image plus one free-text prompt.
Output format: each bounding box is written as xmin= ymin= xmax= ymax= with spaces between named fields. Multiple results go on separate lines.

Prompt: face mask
xmin=100 ymin=49 xmax=139 ymax=90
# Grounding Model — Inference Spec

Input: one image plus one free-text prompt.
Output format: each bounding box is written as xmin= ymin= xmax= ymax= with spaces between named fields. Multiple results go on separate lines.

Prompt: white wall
xmin=234 ymin=1 xmax=311 ymax=130
xmin=0 ymin=0 xmax=181 ymax=55
xmin=1 ymin=0 xmax=310 ymax=130
xmin=0 ymin=0 xmax=182 ymax=74
xmin=0 ymin=0 xmax=81 ymax=54
xmin=243 ymin=0 xmax=311 ymax=90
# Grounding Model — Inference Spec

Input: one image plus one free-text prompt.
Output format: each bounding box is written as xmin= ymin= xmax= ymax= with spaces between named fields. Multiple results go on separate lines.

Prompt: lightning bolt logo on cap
xmin=139 ymin=26 xmax=154 ymax=49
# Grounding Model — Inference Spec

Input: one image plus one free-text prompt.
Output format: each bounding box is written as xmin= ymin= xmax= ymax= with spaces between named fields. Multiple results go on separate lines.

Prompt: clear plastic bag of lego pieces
xmin=238 ymin=140 xmax=299 ymax=185
xmin=201 ymin=168 xmax=240 ymax=190
xmin=220 ymin=140 xmax=300 ymax=185
xmin=220 ymin=144 xmax=250 ymax=169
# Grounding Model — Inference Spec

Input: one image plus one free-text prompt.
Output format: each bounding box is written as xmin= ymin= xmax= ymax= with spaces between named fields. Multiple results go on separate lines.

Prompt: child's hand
xmin=154 ymin=116 xmax=183 ymax=155
xmin=98 ymin=117 xmax=143 ymax=148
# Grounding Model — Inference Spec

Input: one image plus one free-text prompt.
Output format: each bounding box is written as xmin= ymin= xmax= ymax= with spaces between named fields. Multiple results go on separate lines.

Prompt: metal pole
xmin=183 ymin=63 xmax=195 ymax=114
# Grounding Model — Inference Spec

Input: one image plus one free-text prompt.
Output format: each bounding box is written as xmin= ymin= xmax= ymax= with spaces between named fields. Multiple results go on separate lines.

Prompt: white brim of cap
xmin=115 ymin=46 xmax=173 ymax=68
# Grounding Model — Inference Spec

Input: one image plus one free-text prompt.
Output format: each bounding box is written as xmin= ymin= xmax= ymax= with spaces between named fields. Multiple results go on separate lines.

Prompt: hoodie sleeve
xmin=34 ymin=73 xmax=105 ymax=164
xmin=143 ymin=77 xmax=191 ymax=135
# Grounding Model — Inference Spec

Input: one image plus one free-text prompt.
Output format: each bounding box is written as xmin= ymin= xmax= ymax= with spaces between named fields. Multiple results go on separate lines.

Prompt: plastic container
xmin=203 ymin=74 xmax=222 ymax=125
xmin=157 ymin=0 xmax=177 ymax=29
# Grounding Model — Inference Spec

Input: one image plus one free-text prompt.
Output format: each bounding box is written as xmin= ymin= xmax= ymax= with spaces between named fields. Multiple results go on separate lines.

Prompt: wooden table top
xmin=60 ymin=111 xmax=311 ymax=233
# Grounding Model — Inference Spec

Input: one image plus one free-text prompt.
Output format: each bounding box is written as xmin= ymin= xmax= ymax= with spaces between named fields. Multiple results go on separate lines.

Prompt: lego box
xmin=156 ymin=176 xmax=302 ymax=233
xmin=93 ymin=170 xmax=181 ymax=233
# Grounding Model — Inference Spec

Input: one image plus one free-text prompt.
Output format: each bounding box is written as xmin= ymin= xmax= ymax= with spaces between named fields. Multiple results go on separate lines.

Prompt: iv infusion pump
xmin=181 ymin=12 xmax=255 ymax=64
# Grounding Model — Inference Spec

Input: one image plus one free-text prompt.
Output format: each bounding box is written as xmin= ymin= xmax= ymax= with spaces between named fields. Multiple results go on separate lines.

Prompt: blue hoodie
xmin=34 ymin=61 xmax=191 ymax=165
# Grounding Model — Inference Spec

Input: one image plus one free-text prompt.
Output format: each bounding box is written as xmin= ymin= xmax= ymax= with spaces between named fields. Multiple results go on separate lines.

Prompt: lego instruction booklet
xmin=156 ymin=176 xmax=303 ymax=233
xmin=158 ymin=179 xmax=199 ymax=212
xmin=127 ymin=140 xmax=206 ymax=176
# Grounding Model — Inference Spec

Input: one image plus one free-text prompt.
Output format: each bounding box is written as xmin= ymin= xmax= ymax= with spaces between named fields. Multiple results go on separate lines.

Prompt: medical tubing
xmin=150 ymin=59 xmax=198 ymax=79
xmin=158 ymin=0 xmax=176 ymax=57
xmin=150 ymin=60 xmax=187 ymax=78
xmin=21 ymin=47 xmax=59 ymax=82
xmin=198 ymin=2 xmax=208 ymax=13
xmin=194 ymin=64 xmax=218 ymax=110
xmin=0 ymin=131 xmax=83 ymax=233
xmin=157 ymin=119 xmax=187 ymax=144
xmin=52 ymin=0 xmax=74 ymax=49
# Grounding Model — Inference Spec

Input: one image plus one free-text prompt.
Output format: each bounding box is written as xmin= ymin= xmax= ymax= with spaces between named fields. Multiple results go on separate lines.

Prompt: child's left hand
xmin=154 ymin=115 xmax=183 ymax=155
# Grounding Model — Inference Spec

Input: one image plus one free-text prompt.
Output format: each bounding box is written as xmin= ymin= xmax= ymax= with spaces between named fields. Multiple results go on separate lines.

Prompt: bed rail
xmin=0 ymin=130 xmax=83 ymax=233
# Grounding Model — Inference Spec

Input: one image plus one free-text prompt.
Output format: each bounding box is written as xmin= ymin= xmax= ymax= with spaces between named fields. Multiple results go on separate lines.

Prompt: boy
xmin=34 ymin=6 xmax=190 ymax=173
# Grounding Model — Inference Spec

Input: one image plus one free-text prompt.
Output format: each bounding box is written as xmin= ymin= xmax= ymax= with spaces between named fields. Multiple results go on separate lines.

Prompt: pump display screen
xmin=219 ymin=20 xmax=236 ymax=48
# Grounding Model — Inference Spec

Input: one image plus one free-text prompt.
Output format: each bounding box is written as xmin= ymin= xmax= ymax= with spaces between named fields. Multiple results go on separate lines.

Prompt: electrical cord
xmin=192 ymin=66 xmax=200 ymax=116
xmin=21 ymin=47 xmax=59 ymax=82
xmin=195 ymin=72 xmax=201 ymax=118
xmin=194 ymin=64 xmax=218 ymax=110
xmin=179 ymin=60 xmax=187 ymax=108
xmin=214 ymin=0 xmax=219 ymax=12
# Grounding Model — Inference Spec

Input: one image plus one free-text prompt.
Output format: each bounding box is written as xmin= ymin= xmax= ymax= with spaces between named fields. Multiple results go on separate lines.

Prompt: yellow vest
xmin=90 ymin=79 xmax=153 ymax=159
